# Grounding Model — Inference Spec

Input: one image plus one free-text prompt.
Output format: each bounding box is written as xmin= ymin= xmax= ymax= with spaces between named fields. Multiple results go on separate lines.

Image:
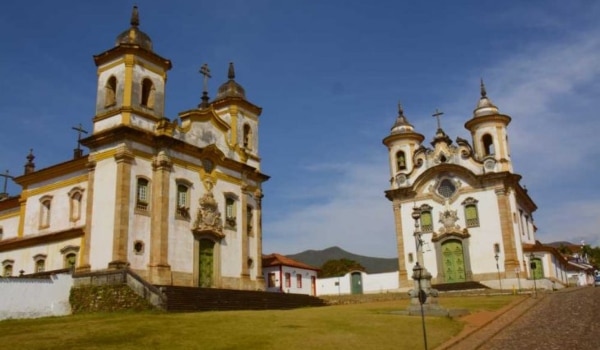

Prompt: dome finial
xmin=130 ymin=5 xmax=140 ymax=27
xmin=397 ymin=102 xmax=404 ymax=118
xmin=480 ymin=78 xmax=487 ymax=98
xmin=228 ymin=62 xmax=236 ymax=80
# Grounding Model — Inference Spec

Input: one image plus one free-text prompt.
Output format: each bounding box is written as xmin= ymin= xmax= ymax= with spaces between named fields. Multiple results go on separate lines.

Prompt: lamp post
xmin=412 ymin=206 xmax=423 ymax=264
xmin=413 ymin=262 xmax=428 ymax=350
xmin=529 ymin=252 xmax=537 ymax=298
xmin=494 ymin=252 xmax=502 ymax=291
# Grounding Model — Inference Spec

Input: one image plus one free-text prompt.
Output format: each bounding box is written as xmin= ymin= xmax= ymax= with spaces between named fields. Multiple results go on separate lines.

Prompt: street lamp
xmin=413 ymin=262 xmax=428 ymax=350
xmin=529 ymin=252 xmax=537 ymax=298
xmin=412 ymin=206 xmax=422 ymax=256
xmin=494 ymin=252 xmax=502 ymax=291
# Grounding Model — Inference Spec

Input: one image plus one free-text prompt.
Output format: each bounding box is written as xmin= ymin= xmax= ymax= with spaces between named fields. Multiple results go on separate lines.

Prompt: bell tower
xmin=382 ymin=104 xmax=425 ymax=189
xmin=464 ymin=81 xmax=513 ymax=172
xmin=92 ymin=6 xmax=172 ymax=133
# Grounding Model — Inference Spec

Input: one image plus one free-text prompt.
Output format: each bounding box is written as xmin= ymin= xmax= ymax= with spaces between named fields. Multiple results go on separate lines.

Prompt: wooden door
xmin=441 ymin=240 xmax=466 ymax=283
xmin=199 ymin=239 xmax=215 ymax=287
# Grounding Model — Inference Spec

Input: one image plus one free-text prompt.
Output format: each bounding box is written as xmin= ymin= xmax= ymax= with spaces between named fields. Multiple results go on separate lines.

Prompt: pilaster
xmin=393 ymin=200 xmax=408 ymax=283
xmin=149 ymin=151 xmax=172 ymax=284
xmin=76 ymin=160 xmax=96 ymax=273
xmin=109 ymin=146 xmax=134 ymax=269
xmin=495 ymin=187 xmax=519 ymax=276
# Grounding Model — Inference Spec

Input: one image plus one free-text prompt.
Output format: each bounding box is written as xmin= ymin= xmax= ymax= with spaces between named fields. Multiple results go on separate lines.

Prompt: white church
xmin=0 ymin=6 xmax=268 ymax=291
xmin=383 ymin=83 xmax=571 ymax=290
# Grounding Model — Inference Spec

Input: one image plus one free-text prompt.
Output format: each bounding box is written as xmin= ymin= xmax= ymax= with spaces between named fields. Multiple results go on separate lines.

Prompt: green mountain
xmin=286 ymin=246 xmax=398 ymax=274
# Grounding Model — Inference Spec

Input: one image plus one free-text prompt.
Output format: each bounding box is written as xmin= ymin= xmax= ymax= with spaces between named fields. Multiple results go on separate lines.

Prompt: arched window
xmin=39 ymin=195 xmax=52 ymax=228
xmin=396 ymin=151 xmax=407 ymax=171
xmin=104 ymin=76 xmax=117 ymax=107
xmin=462 ymin=197 xmax=480 ymax=227
xmin=68 ymin=187 xmax=84 ymax=222
xmin=482 ymin=134 xmax=495 ymax=156
xmin=243 ymin=124 xmax=252 ymax=150
xmin=60 ymin=245 xmax=80 ymax=269
xmin=65 ymin=253 xmax=77 ymax=269
xmin=420 ymin=204 xmax=433 ymax=232
xmin=2 ymin=259 xmax=14 ymax=277
xmin=225 ymin=196 xmax=237 ymax=229
xmin=141 ymin=78 xmax=155 ymax=109
xmin=136 ymin=178 xmax=150 ymax=211
xmin=176 ymin=182 xmax=190 ymax=219
xmin=34 ymin=254 xmax=47 ymax=273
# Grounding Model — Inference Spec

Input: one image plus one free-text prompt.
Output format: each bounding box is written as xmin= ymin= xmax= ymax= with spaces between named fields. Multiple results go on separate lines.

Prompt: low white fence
xmin=318 ymin=271 xmax=399 ymax=296
xmin=0 ymin=273 xmax=73 ymax=320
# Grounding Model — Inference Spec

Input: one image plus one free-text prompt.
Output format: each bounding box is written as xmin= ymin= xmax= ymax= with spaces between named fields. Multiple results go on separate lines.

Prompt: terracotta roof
xmin=262 ymin=253 xmax=320 ymax=271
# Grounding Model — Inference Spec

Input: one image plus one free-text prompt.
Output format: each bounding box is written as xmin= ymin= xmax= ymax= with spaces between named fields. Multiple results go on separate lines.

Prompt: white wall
xmin=0 ymin=274 xmax=73 ymax=320
xmin=317 ymin=271 xmax=400 ymax=296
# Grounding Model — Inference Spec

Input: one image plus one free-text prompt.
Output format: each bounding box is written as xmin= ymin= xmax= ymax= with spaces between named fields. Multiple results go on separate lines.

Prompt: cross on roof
xmin=0 ymin=169 xmax=13 ymax=194
xmin=432 ymin=108 xmax=444 ymax=130
xmin=199 ymin=63 xmax=211 ymax=93
xmin=72 ymin=123 xmax=88 ymax=151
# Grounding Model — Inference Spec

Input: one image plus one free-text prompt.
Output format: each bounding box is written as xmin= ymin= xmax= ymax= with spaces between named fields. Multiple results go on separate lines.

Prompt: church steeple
xmin=92 ymin=6 xmax=172 ymax=131
xmin=383 ymin=103 xmax=425 ymax=188
xmin=465 ymin=80 xmax=513 ymax=172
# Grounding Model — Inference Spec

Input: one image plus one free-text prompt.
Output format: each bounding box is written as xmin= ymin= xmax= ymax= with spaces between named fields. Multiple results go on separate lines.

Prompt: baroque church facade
xmin=383 ymin=83 xmax=543 ymax=287
xmin=0 ymin=7 xmax=268 ymax=290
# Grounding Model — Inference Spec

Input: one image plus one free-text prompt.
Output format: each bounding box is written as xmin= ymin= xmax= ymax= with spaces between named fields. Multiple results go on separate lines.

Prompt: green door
xmin=199 ymin=239 xmax=215 ymax=287
xmin=350 ymin=272 xmax=363 ymax=294
xmin=531 ymin=258 xmax=543 ymax=280
xmin=441 ymin=240 xmax=466 ymax=283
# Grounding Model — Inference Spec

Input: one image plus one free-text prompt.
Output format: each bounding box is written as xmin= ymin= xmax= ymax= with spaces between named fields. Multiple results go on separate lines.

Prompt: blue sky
xmin=1 ymin=1 xmax=599 ymax=257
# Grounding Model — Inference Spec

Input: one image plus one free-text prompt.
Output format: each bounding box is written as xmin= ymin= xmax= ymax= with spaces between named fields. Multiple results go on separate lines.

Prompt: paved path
xmin=439 ymin=287 xmax=600 ymax=350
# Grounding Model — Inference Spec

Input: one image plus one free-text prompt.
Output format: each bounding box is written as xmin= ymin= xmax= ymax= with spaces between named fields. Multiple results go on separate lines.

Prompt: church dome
xmin=389 ymin=103 xmax=416 ymax=135
xmin=115 ymin=6 xmax=153 ymax=51
xmin=473 ymin=80 xmax=499 ymax=117
xmin=215 ymin=62 xmax=246 ymax=100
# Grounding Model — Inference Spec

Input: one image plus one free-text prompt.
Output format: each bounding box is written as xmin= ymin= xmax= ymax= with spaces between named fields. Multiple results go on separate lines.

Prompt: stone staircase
xmin=158 ymin=286 xmax=328 ymax=312
xmin=433 ymin=281 xmax=490 ymax=292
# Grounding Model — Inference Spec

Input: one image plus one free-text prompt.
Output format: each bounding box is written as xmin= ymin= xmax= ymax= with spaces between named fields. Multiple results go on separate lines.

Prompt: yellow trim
xmin=90 ymin=148 xmax=118 ymax=163
xmin=0 ymin=211 xmax=19 ymax=221
xmin=123 ymin=54 xmax=134 ymax=113
xmin=229 ymin=105 xmax=239 ymax=147
xmin=24 ymin=175 xmax=88 ymax=197
xmin=97 ymin=58 xmax=126 ymax=75
xmin=17 ymin=198 xmax=26 ymax=237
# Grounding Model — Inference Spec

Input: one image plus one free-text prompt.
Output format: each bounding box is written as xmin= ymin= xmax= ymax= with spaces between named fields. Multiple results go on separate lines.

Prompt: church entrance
xmin=441 ymin=240 xmax=466 ymax=283
xmin=198 ymin=239 xmax=215 ymax=287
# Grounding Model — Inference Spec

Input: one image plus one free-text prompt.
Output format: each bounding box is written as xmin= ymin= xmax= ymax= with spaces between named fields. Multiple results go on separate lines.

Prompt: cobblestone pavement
xmin=481 ymin=287 xmax=600 ymax=350
xmin=439 ymin=287 xmax=600 ymax=350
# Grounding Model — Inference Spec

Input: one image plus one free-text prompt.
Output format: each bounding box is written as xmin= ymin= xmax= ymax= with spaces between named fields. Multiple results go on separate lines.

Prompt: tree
xmin=582 ymin=244 xmax=600 ymax=269
xmin=318 ymin=258 xmax=365 ymax=278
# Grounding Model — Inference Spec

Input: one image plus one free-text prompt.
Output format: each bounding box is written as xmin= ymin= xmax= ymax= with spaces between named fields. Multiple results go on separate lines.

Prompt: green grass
xmin=0 ymin=295 xmax=520 ymax=350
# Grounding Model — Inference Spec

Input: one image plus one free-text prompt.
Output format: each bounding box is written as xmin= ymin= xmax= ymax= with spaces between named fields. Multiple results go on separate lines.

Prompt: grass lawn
xmin=0 ymin=294 xmax=520 ymax=350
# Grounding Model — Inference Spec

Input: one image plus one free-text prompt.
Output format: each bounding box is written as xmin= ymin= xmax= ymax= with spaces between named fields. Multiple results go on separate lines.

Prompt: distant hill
xmin=286 ymin=246 xmax=398 ymax=274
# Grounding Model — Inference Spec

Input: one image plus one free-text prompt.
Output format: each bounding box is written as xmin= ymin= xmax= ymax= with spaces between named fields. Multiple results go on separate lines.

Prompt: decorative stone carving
xmin=192 ymin=182 xmax=224 ymax=239
xmin=438 ymin=209 xmax=461 ymax=234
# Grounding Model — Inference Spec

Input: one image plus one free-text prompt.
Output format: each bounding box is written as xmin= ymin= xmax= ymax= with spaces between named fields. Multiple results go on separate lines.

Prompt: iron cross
xmin=199 ymin=63 xmax=211 ymax=93
xmin=432 ymin=108 xmax=444 ymax=130
xmin=0 ymin=170 xmax=13 ymax=194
